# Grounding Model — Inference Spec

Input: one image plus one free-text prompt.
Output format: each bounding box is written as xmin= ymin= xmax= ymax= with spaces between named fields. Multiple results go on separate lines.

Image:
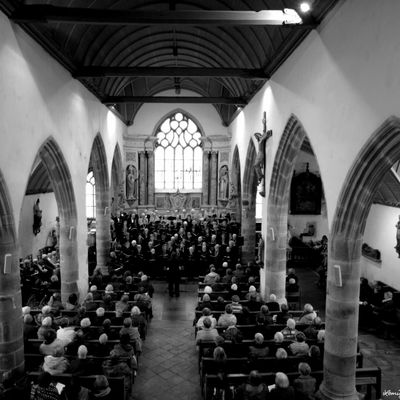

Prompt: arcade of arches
xmin=2 ymin=1 xmax=400 ymax=399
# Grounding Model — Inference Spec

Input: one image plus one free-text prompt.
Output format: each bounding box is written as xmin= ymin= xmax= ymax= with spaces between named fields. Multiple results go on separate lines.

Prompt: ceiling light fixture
xmin=299 ymin=2 xmax=311 ymax=13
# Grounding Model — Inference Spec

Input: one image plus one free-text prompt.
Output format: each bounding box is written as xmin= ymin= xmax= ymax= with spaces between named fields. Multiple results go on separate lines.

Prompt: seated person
xmin=293 ymin=362 xmax=316 ymax=400
xmin=248 ymin=333 xmax=270 ymax=359
xmin=39 ymin=329 xmax=64 ymax=356
xmin=137 ymin=274 xmax=154 ymax=298
xmin=30 ymin=371 xmax=61 ymax=400
xmin=317 ymin=329 xmax=325 ymax=342
xmin=79 ymin=317 xmax=93 ymax=340
xmin=196 ymin=317 xmax=219 ymax=345
xmin=289 ymin=332 xmax=310 ymax=356
xmin=221 ymin=268 xmax=233 ymax=284
xmin=111 ymin=333 xmax=138 ymax=372
xmin=230 ymin=295 xmax=243 ymax=313
xmin=286 ymin=278 xmax=299 ymax=293
xmin=298 ymin=304 xmax=317 ymax=324
xmin=371 ymin=291 xmax=397 ymax=324
xmin=196 ymin=308 xmax=217 ymax=329
xmin=69 ymin=345 xmax=98 ymax=375
xmin=245 ymin=285 xmax=262 ymax=302
xmin=56 ymin=318 xmax=76 ymax=347
xmin=303 ymin=317 xmax=322 ymax=340
xmin=82 ymin=292 xmax=98 ymax=311
xmin=197 ymin=294 xmax=213 ymax=311
xmin=204 ymin=266 xmax=220 ymax=285
xmin=37 ymin=316 xmax=53 ymax=341
xmin=286 ymin=268 xmax=299 ymax=284
xmin=266 ymin=294 xmax=280 ymax=312
xmin=130 ymin=306 xmax=147 ymax=340
xmin=89 ymin=285 xmax=102 ymax=301
xmin=217 ymin=304 xmax=237 ymax=328
xmin=119 ymin=318 xmax=142 ymax=354
xmin=274 ymin=303 xmax=292 ymax=324
xmin=281 ymin=318 xmax=299 ymax=341
xmin=269 ymin=372 xmax=295 ymax=400
xmin=235 ymin=370 xmax=270 ymax=400
xmin=42 ymin=347 xmax=70 ymax=375
xmin=115 ymin=294 xmax=131 ymax=314
xmin=23 ymin=314 xmax=37 ymax=342
xmin=307 ymin=345 xmax=323 ymax=371
xmin=47 ymin=292 xmax=63 ymax=316
xmin=275 ymin=347 xmax=288 ymax=359
xmin=96 ymin=333 xmax=111 ymax=357
xmin=211 ymin=275 xmax=225 ymax=292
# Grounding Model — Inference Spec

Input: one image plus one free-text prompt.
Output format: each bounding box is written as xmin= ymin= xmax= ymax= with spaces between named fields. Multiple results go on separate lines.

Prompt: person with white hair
xmin=82 ymin=292 xmax=97 ymax=311
xmin=269 ymin=372 xmax=295 ymax=400
xmin=90 ymin=284 xmax=102 ymax=300
xmin=37 ymin=316 xmax=53 ymax=340
xmin=281 ymin=318 xmax=299 ymax=341
xmin=69 ymin=345 xmax=96 ymax=375
xmin=266 ymin=294 xmax=280 ymax=312
xmin=249 ymin=333 xmax=269 ymax=359
xmin=298 ymin=304 xmax=317 ymax=324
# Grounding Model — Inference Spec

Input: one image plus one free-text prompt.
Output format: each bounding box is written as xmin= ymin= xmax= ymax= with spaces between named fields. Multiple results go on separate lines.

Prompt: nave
xmin=131 ymin=269 xmax=400 ymax=400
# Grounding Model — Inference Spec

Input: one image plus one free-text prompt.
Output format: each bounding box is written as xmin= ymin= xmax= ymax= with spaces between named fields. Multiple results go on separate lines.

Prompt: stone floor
xmin=131 ymin=270 xmax=400 ymax=400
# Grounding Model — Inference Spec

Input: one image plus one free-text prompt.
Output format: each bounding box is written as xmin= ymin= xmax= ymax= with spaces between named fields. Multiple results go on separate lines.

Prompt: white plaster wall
xmin=127 ymin=89 xmax=229 ymax=138
xmin=18 ymin=193 xmax=58 ymax=259
xmin=229 ymin=0 xmax=400 ymax=233
xmin=362 ymin=204 xmax=400 ymax=291
xmin=0 ymin=14 xmax=126 ymax=294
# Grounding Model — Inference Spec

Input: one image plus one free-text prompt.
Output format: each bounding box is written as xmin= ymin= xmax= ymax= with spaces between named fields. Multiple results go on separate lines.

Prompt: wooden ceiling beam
xmin=102 ymin=96 xmax=247 ymax=105
xmin=12 ymin=5 xmax=317 ymax=27
xmin=74 ymin=67 xmax=269 ymax=79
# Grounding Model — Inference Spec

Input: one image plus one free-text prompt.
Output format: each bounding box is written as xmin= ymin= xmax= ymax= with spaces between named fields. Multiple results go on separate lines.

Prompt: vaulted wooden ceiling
xmin=0 ymin=0 xmax=340 ymax=126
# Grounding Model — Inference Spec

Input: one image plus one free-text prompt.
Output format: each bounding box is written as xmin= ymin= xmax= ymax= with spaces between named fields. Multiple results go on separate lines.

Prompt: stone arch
xmin=37 ymin=137 xmax=79 ymax=302
xmin=230 ymin=145 xmax=242 ymax=223
xmin=0 ymin=170 xmax=24 ymax=375
xmin=265 ymin=114 xmax=324 ymax=301
xmin=111 ymin=143 xmax=124 ymax=215
xmin=88 ymin=134 xmax=110 ymax=274
xmin=241 ymin=139 xmax=258 ymax=263
xmin=319 ymin=116 xmax=400 ymax=400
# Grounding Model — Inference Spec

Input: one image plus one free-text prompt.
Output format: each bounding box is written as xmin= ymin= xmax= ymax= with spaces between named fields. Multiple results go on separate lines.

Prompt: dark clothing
xmin=269 ymin=386 xmax=295 ymax=400
xmin=293 ymin=375 xmax=316 ymax=400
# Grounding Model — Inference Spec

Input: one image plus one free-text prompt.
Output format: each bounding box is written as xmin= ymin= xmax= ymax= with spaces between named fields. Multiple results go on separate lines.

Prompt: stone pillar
xmin=95 ymin=190 xmax=110 ymax=276
xmin=264 ymin=207 xmax=287 ymax=302
xmin=318 ymin=235 xmax=361 ymax=400
xmin=203 ymin=152 xmax=210 ymax=205
xmin=0 ymin=240 xmax=24 ymax=376
xmin=210 ymin=151 xmax=218 ymax=206
xmin=147 ymin=151 xmax=155 ymax=206
xmin=241 ymin=197 xmax=256 ymax=264
xmin=139 ymin=152 xmax=146 ymax=205
xmin=59 ymin=220 xmax=79 ymax=302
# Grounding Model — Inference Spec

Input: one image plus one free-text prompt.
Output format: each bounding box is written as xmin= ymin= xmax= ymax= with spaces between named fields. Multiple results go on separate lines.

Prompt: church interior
xmin=1 ymin=0 xmax=400 ymax=399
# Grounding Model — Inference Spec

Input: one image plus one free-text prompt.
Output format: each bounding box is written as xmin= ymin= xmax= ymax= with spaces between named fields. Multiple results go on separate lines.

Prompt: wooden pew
xmin=27 ymin=371 xmax=127 ymax=400
xmin=204 ymin=367 xmax=381 ymax=400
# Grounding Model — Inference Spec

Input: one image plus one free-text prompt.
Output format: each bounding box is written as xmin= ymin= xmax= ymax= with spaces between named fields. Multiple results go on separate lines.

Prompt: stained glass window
xmin=155 ymin=112 xmax=203 ymax=190
xmin=86 ymin=171 xmax=96 ymax=219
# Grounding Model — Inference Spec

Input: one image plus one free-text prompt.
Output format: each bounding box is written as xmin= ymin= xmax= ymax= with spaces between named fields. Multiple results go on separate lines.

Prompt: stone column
xmin=203 ymin=152 xmax=210 ymax=205
xmin=0 ymin=240 xmax=24 ymax=376
xmin=264 ymin=207 xmax=287 ymax=302
xmin=139 ymin=152 xmax=146 ymax=205
xmin=147 ymin=151 xmax=155 ymax=206
xmin=59 ymin=220 xmax=79 ymax=302
xmin=210 ymin=151 xmax=218 ymax=206
xmin=240 ymin=197 xmax=256 ymax=264
xmin=95 ymin=191 xmax=110 ymax=276
xmin=318 ymin=235 xmax=361 ymax=400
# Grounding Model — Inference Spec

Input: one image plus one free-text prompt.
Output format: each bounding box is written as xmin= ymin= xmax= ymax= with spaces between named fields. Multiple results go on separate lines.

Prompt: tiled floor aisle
xmin=132 ymin=281 xmax=202 ymax=400
xmin=132 ymin=272 xmax=400 ymax=399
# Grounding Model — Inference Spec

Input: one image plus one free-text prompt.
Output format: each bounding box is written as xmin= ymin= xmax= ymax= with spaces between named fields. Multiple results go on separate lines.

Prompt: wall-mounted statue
xmin=126 ymin=164 xmax=138 ymax=201
xmin=395 ymin=215 xmax=400 ymax=258
xmin=218 ymin=165 xmax=229 ymax=201
xmin=254 ymin=111 xmax=272 ymax=197
xmin=33 ymin=198 xmax=42 ymax=236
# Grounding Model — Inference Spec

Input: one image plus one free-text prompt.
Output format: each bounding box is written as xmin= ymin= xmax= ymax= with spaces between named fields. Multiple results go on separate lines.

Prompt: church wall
xmin=18 ymin=193 xmax=58 ymax=259
xmin=0 ymin=13 xmax=126 ymax=295
xmin=361 ymin=204 xmax=400 ymax=290
xmin=229 ymin=0 xmax=400 ymax=234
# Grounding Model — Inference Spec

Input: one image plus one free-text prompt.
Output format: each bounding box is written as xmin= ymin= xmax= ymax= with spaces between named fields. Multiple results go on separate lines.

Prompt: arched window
xmin=86 ymin=171 xmax=96 ymax=219
xmin=155 ymin=112 xmax=202 ymax=191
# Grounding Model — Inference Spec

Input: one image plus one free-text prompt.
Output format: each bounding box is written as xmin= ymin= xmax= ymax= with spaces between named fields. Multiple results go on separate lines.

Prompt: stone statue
xmin=254 ymin=111 xmax=272 ymax=197
xmin=218 ymin=165 xmax=229 ymax=200
xmin=33 ymin=198 xmax=42 ymax=236
xmin=126 ymin=164 xmax=137 ymax=200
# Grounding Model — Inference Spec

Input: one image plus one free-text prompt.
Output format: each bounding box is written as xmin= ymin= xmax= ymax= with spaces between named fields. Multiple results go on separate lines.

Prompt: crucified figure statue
xmin=254 ymin=111 xmax=272 ymax=197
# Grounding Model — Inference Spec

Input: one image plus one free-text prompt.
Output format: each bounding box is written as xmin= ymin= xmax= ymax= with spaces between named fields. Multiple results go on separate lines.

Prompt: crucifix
xmin=254 ymin=111 xmax=272 ymax=197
